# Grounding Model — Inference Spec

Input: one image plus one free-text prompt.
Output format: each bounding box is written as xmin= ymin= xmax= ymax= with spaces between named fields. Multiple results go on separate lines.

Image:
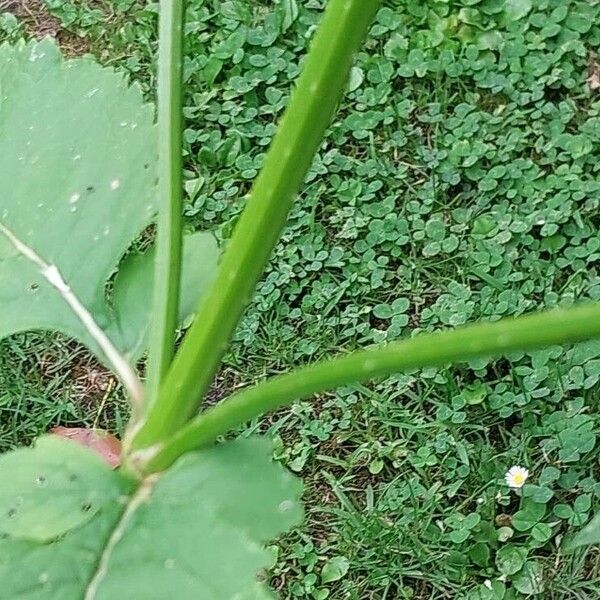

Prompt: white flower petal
xmin=505 ymin=465 xmax=529 ymax=489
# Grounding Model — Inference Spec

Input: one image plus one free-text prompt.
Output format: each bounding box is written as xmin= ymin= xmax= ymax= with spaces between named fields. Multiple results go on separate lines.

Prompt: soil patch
xmin=0 ymin=0 xmax=88 ymax=54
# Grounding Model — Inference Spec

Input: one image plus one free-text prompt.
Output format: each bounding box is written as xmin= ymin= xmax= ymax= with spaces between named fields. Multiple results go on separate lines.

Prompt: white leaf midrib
xmin=84 ymin=475 xmax=158 ymax=600
xmin=0 ymin=220 xmax=144 ymax=413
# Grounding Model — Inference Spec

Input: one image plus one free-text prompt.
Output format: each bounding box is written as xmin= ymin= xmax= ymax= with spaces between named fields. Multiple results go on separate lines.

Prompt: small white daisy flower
xmin=505 ymin=465 xmax=529 ymax=489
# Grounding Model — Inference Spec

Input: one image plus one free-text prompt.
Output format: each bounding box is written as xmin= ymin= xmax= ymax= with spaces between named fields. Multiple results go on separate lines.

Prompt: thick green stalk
xmin=145 ymin=0 xmax=185 ymax=407
xmin=132 ymin=0 xmax=380 ymax=447
xmin=144 ymin=303 xmax=600 ymax=471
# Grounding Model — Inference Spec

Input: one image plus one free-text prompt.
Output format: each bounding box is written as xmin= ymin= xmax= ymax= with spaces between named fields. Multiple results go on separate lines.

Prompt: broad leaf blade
xmin=92 ymin=438 xmax=303 ymax=598
xmin=0 ymin=438 xmax=302 ymax=599
xmin=0 ymin=40 xmax=219 ymax=372
xmin=0 ymin=436 xmax=132 ymax=542
xmin=0 ymin=40 xmax=157 ymax=361
xmin=110 ymin=231 xmax=219 ymax=359
xmin=0 ymin=505 xmax=122 ymax=598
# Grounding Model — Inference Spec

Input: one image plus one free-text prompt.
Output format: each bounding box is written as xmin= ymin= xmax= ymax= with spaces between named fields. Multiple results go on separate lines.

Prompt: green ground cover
xmin=1 ymin=0 xmax=599 ymax=597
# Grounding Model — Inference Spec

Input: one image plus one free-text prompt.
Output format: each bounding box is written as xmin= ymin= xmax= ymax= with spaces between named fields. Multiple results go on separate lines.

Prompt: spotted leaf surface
xmin=0 ymin=438 xmax=302 ymax=599
xmin=0 ymin=436 xmax=132 ymax=542
xmin=0 ymin=40 xmax=218 ymax=365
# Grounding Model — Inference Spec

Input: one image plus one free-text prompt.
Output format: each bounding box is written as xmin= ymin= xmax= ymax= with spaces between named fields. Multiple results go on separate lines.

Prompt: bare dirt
xmin=0 ymin=0 xmax=87 ymax=54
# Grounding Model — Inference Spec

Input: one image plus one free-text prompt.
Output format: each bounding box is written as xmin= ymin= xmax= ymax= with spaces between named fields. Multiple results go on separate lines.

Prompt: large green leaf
xmin=0 ymin=40 xmax=218 ymax=374
xmin=0 ymin=39 xmax=155 ymax=356
xmin=0 ymin=436 xmax=132 ymax=543
xmin=109 ymin=231 xmax=219 ymax=360
xmin=0 ymin=437 xmax=302 ymax=599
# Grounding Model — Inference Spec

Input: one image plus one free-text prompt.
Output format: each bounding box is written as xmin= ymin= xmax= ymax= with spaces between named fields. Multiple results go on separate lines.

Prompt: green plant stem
xmin=144 ymin=302 xmax=600 ymax=471
xmin=132 ymin=0 xmax=380 ymax=448
xmin=145 ymin=0 xmax=185 ymax=407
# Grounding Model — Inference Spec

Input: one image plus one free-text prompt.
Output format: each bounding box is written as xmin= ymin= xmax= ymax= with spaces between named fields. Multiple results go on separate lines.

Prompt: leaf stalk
xmin=145 ymin=0 xmax=186 ymax=407
xmin=133 ymin=0 xmax=381 ymax=448
xmin=144 ymin=303 xmax=600 ymax=471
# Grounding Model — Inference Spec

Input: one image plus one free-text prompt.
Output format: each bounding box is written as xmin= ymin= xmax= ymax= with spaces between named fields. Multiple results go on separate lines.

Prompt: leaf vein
xmin=0 ymin=221 xmax=144 ymax=414
xmin=83 ymin=475 xmax=158 ymax=600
